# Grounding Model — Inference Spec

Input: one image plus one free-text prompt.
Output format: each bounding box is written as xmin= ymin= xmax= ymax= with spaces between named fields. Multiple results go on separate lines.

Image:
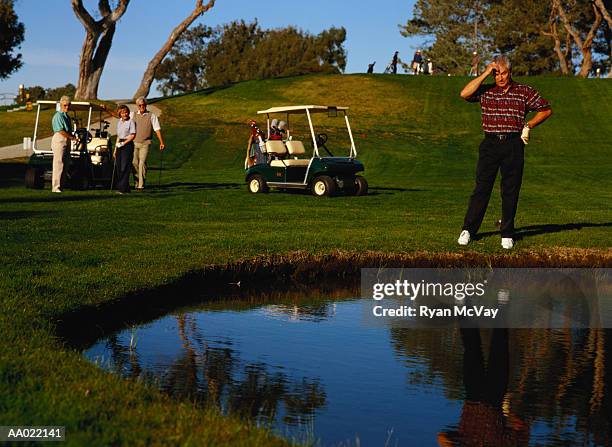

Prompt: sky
xmin=0 ymin=0 xmax=424 ymax=100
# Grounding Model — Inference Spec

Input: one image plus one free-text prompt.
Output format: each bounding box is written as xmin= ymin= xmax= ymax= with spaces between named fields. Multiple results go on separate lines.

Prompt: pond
xmin=84 ymin=297 xmax=611 ymax=446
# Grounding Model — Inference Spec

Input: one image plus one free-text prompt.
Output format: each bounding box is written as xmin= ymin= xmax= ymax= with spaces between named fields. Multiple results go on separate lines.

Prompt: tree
xmin=46 ymin=83 xmax=77 ymax=100
xmin=154 ymin=25 xmax=211 ymax=96
xmin=555 ymin=0 xmax=603 ymax=77
xmin=154 ymin=20 xmax=348 ymax=93
xmin=71 ymin=0 xmax=130 ymax=99
xmin=0 ymin=0 xmax=25 ymax=79
xmin=400 ymin=0 xmax=489 ymax=75
xmin=486 ymin=1 xmax=561 ymax=75
xmin=24 ymin=85 xmax=45 ymax=102
xmin=133 ymin=0 xmax=216 ymax=99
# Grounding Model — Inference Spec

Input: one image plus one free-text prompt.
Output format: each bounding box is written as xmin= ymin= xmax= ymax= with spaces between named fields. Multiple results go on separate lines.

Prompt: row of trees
xmin=401 ymin=0 xmax=612 ymax=77
xmin=154 ymin=21 xmax=347 ymax=95
xmin=0 ymin=0 xmax=24 ymax=80
xmin=23 ymin=84 xmax=76 ymax=102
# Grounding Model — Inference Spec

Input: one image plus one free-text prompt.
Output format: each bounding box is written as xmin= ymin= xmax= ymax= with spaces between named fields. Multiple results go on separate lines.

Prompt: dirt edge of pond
xmin=56 ymin=248 xmax=611 ymax=348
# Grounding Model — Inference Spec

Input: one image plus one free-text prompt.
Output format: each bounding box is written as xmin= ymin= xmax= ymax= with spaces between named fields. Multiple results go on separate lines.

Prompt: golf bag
xmin=245 ymin=120 xmax=267 ymax=168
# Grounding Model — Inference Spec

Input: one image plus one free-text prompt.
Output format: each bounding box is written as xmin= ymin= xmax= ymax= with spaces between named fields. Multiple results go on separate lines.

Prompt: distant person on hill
xmin=469 ymin=52 xmax=480 ymax=76
xmin=457 ymin=55 xmax=552 ymax=250
xmin=50 ymin=96 xmax=77 ymax=193
xmin=391 ymin=52 xmax=399 ymax=74
xmin=367 ymin=62 xmax=376 ymax=74
xmin=113 ymin=105 xmax=136 ymax=194
xmin=427 ymin=59 xmax=433 ymax=75
xmin=412 ymin=50 xmax=423 ymax=74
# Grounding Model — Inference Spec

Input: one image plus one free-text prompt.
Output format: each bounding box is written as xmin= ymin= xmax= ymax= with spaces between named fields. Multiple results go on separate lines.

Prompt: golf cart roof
xmin=257 ymin=105 xmax=349 ymax=115
xmin=35 ymin=100 xmax=106 ymax=112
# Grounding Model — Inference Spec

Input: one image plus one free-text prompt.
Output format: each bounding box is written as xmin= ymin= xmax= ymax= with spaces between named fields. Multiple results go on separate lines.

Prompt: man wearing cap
xmin=457 ymin=55 xmax=552 ymax=249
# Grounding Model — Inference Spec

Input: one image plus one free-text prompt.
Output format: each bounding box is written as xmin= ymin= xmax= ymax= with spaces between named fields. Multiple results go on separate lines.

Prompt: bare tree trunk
xmin=72 ymin=0 xmax=130 ymax=100
xmin=555 ymin=0 xmax=603 ymax=78
xmin=133 ymin=0 xmax=216 ymax=99
xmin=593 ymin=0 xmax=612 ymax=77
xmin=542 ymin=5 xmax=571 ymax=75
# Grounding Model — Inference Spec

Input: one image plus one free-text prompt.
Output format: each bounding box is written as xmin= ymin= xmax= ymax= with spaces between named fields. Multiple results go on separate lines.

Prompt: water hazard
xmin=84 ymin=297 xmax=612 ymax=446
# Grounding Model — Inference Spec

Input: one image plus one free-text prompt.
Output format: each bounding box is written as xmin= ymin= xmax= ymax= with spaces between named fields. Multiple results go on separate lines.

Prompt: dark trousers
xmin=115 ymin=142 xmax=134 ymax=193
xmin=462 ymin=136 xmax=524 ymax=238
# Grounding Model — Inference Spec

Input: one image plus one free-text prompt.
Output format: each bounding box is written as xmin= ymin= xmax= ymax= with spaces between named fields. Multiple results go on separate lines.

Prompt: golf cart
xmin=24 ymin=101 xmax=113 ymax=190
xmin=244 ymin=105 xmax=367 ymax=197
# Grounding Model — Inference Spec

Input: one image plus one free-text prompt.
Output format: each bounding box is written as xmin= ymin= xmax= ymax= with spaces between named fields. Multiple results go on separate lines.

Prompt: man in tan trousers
xmin=50 ymin=96 xmax=77 ymax=193
xmin=131 ymin=97 xmax=165 ymax=189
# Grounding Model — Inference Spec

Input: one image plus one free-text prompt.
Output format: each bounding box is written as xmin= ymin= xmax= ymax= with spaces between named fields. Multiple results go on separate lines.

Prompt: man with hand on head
xmin=457 ymin=55 xmax=552 ymax=250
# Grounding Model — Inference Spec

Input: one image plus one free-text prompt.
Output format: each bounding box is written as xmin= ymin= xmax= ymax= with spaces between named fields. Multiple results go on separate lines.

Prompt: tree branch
xmin=71 ymin=0 xmax=99 ymax=34
xmin=583 ymin=4 xmax=603 ymax=50
xmin=555 ymin=0 xmax=583 ymax=48
xmin=133 ymin=0 xmax=216 ymax=98
xmin=109 ymin=0 xmax=131 ymax=24
xmin=594 ymin=0 xmax=612 ymax=29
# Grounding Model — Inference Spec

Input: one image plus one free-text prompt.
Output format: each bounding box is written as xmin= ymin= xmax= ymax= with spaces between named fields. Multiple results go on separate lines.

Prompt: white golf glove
xmin=116 ymin=142 xmax=123 ymax=148
xmin=521 ymin=125 xmax=530 ymax=145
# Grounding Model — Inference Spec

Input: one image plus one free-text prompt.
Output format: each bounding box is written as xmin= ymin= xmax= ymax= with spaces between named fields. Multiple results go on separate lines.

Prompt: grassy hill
xmin=0 ymin=74 xmax=610 ymax=446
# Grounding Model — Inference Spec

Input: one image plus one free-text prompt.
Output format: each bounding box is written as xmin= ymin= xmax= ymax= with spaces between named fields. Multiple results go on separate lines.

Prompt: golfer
xmin=457 ymin=55 xmax=552 ymax=249
xmin=114 ymin=105 xmax=136 ymax=194
xmin=102 ymin=97 xmax=165 ymax=190
xmin=50 ymin=96 xmax=77 ymax=193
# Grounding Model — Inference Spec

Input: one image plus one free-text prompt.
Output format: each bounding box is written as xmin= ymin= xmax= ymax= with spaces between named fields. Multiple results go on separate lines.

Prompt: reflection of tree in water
xmin=105 ymin=333 xmax=142 ymax=379
xmin=263 ymin=303 xmax=336 ymax=322
xmin=390 ymin=328 xmax=612 ymax=446
xmin=106 ymin=314 xmax=326 ymax=428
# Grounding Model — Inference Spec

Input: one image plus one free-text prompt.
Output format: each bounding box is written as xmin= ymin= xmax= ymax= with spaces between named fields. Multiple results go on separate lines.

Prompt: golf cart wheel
xmin=354 ymin=176 xmax=368 ymax=196
xmin=248 ymin=174 xmax=269 ymax=194
xmin=311 ymin=175 xmax=336 ymax=197
xmin=25 ymin=167 xmax=44 ymax=189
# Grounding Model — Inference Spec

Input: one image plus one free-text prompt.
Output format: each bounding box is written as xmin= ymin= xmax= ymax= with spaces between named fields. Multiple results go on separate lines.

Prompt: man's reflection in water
xmin=437 ymin=328 xmax=530 ymax=447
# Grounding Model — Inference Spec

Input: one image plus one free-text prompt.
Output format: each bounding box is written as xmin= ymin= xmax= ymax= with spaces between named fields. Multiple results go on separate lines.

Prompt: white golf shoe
xmin=458 ymin=230 xmax=471 ymax=246
xmin=501 ymin=238 xmax=514 ymax=250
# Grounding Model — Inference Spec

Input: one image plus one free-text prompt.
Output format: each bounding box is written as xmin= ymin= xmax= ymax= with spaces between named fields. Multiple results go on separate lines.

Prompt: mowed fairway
xmin=0 ymin=74 xmax=610 ymax=446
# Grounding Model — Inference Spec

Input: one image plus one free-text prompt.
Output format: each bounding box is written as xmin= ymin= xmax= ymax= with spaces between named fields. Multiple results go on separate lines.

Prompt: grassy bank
xmin=0 ymin=74 xmax=610 ymax=445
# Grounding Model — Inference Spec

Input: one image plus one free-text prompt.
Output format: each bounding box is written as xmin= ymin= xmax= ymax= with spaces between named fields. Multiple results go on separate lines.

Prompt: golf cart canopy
xmin=31 ymin=101 xmax=108 ymax=153
xmin=35 ymin=100 xmax=106 ymax=112
xmin=257 ymin=105 xmax=349 ymax=115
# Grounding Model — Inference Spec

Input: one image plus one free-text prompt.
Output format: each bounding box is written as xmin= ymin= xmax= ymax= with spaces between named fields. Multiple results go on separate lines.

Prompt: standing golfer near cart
xmin=457 ymin=55 xmax=552 ymax=250
xmin=50 ymin=96 xmax=77 ymax=193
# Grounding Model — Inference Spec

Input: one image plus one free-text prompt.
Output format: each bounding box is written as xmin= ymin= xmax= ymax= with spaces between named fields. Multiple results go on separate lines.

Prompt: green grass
xmin=0 ymin=74 xmax=610 ymax=446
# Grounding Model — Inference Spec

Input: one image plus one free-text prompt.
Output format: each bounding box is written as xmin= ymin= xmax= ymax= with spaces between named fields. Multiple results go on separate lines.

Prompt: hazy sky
xmin=0 ymin=0 xmax=423 ymax=99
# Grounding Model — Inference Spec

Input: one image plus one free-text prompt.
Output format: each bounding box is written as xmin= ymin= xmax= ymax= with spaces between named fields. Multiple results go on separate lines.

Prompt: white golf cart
xmin=244 ymin=105 xmax=367 ymax=196
xmin=25 ymin=100 xmax=113 ymax=189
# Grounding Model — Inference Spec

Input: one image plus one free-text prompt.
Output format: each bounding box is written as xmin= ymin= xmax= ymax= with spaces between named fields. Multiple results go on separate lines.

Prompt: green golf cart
xmin=24 ymin=100 xmax=114 ymax=190
xmin=244 ymin=105 xmax=367 ymax=197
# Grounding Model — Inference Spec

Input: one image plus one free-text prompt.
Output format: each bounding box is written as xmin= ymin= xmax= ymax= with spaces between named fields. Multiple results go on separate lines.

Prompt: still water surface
xmin=85 ymin=298 xmax=611 ymax=446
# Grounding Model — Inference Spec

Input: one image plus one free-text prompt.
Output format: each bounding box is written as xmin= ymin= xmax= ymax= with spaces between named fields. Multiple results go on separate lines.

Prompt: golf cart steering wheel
xmin=315 ymin=133 xmax=334 ymax=157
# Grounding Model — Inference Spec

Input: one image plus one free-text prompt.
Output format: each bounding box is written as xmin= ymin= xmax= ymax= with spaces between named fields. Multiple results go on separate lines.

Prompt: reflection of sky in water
xmin=85 ymin=299 xmax=610 ymax=447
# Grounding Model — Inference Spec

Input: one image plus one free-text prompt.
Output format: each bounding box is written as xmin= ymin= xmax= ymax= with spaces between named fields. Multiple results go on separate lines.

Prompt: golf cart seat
xmin=286 ymin=140 xmax=305 ymax=155
xmin=265 ymin=140 xmax=287 ymax=157
xmin=270 ymin=139 xmax=310 ymax=166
